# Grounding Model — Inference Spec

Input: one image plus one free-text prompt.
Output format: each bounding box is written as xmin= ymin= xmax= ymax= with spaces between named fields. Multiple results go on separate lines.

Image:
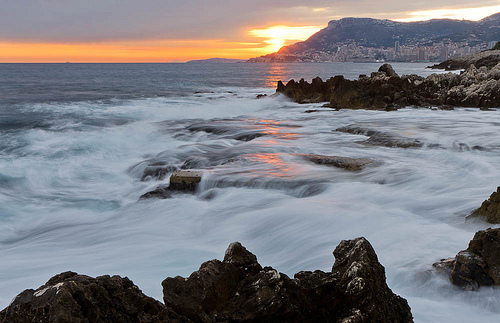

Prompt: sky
xmin=1 ymin=0 xmax=499 ymax=62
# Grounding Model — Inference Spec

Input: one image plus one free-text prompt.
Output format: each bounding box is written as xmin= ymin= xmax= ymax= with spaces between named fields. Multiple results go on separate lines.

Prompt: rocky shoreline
xmin=430 ymin=49 xmax=500 ymax=71
xmin=276 ymin=62 xmax=500 ymax=110
xmin=1 ymin=239 xmax=413 ymax=322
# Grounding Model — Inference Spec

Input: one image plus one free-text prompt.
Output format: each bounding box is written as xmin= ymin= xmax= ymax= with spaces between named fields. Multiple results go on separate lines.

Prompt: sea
xmin=1 ymin=62 xmax=499 ymax=322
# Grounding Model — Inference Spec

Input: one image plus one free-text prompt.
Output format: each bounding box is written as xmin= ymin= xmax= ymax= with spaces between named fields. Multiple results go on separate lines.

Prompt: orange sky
xmin=1 ymin=4 xmax=499 ymax=63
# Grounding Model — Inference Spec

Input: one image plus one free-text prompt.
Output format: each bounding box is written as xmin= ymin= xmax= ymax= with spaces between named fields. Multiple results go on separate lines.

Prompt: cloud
xmin=1 ymin=0 xmax=497 ymax=43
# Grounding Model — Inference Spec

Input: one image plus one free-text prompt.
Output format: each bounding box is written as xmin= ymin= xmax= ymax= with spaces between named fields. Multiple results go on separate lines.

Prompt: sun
xmin=248 ymin=25 xmax=322 ymax=52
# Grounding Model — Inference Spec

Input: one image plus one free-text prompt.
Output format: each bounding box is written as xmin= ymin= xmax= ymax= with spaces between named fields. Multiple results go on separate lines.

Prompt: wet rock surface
xmin=296 ymin=154 xmax=375 ymax=171
xmin=336 ymin=126 xmax=423 ymax=148
xmin=162 ymin=239 xmax=413 ymax=323
xmin=140 ymin=171 xmax=203 ymax=200
xmin=277 ymin=63 xmax=500 ymax=109
xmin=433 ymin=228 xmax=500 ymax=289
xmin=468 ymin=187 xmax=500 ymax=223
xmin=0 ymin=272 xmax=187 ymax=323
xmin=1 ymin=239 xmax=413 ymax=322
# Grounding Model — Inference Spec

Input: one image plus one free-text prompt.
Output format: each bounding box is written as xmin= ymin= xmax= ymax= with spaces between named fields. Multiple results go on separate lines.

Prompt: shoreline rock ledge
xmin=276 ymin=63 xmax=500 ymax=110
xmin=1 ymin=238 xmax=413 ymax=322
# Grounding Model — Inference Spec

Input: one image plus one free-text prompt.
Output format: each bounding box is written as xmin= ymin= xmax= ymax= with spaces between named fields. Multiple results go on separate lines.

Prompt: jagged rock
xmin=336 ymin=126 xmax=423 ymax=148
xmin=433 ymin=228 xmax=500 ymax=289
xmin=296 ymin=154 xmax=375 ymax=171
xmin=468 ymin=187 xmax=500 ymax=223
xmin=162 ymin=239 xmax=413 ymax=323
xmin=140 ymin=186 xmax=173 ymax=200
xmin=0 ymin=272 xmax=188 ymax=323
xmin=431 ymin=50 xmax=500 ymax=70
xmin=277 ymin=63 xmax=500 ymax=109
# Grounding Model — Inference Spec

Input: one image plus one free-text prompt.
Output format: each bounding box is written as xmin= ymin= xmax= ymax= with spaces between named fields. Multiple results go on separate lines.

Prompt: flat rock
xmin=169 ymin=171 xmax=202 ymax=191
xmin=162 ymin=239 xmax=413 ymax=322
xmin=0 ymin=272 xmax=188 ymax=323
xmin=296 ymin=154 xmax=375 ymax=171
xmin=468 ymin=187 xmax=500 ymax=223
xmin=336 ymin=126 xmax=423 ymax=148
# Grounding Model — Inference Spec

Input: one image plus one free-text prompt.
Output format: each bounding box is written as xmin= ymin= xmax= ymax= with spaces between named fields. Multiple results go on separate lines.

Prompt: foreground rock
xmin=296 ymin=154 xmax=375 ymax=171
xmin=0 ymin=272 xmax=187 ymax=322
xmin=277 ymin=63 xmax=500 ymax=109
xmin=162 ymin=239 xmax=413 ymax=322
xmin=2 ymin=239 xmax=413 ymax=322
xmin=433 ymin=228 xmax=500 ymax=289
xmin=140 ymin=171 xmax=203 ymax=200
xmin=430 ymin=49 xmax=500 ymax=70
xmin=336 ymin=126 xmax=423 ymax=148
xmin=468 ymin=187 xmax=500 ymax=223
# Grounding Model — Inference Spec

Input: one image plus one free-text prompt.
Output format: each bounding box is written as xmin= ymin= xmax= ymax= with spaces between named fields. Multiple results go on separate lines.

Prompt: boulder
xmin=468 ymin=187 xmax=500 ymax=223
xmin=433 ymin=228 xmax=500 ymax=289
xmin=0 ymin=272 xmax=187 ymax=323
xmin=162 ymin=239 xmax=413 ymax=322
xmin=169 ymin=171 xmax=202 ymax=191
xmin=296 ymin=154 xmax=375 ymax=171
xmin=140 ymin=171 xmax=203 ymax=200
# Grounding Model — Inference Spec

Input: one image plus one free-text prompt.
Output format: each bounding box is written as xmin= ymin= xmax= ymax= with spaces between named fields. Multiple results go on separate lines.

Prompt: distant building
xmin=488 ymin=41 xmax=497 ymax=49
xmin=395 ymin=41 xmax=400 ymax=53
xmin=440 ymin=47 xmax=449 ymax=61
xmin=418 ymin=48 xmax=426 ymax=60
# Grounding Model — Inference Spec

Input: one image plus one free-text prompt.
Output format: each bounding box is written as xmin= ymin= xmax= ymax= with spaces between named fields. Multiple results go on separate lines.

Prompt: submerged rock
xmin=433 ymin=228 xmax=500 ymax=289
xmin=468 ymin=187 xmax=500 ymax=223
xmin=162 ymin=239 xmax=413 ymax=322
xmin=277 ymin=63 xmax=500 ymax=109
xmin=336 ymin=126 xmax=423 ymax=148
xmin=0 ymin=272 xmax=187 ymax=323
xmin=296 ymin=154 xmax=375 ymax=171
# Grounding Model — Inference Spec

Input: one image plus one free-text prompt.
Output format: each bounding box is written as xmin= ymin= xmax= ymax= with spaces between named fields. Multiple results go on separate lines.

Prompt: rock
xmin=336 ymin=126 xmax=423 ymax=148
xmin=430 ymin=50 xmax=500 ymax=70
xmin=162 ymin=239 xmax=413 ymax=322
xmin=0 ymin=272 xmax=188 ymax=323
xmin=140 ymin=186 xmax=172 ymax=200
xmin=256 ymin=94 xmax=268 ymax=99
xmin=169 ymin=171 xmax=202 ymax=191
xmin=378 ymin=63 xmax=399 ymax=77
xmin=297 ymin=154 xmax=375 ymax=171
xmin=468 ymin=187 xmax=500 ymax=223
xmin=140 ymin=171 xmax=203 ymax=200
xmin=433 ymin=228 xmax=500 ymax=289
xmin=276 ymin=63 xmax=500 ymax=109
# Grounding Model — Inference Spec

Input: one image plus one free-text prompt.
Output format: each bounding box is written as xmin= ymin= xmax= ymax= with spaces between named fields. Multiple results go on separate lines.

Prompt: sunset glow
xmin=396 ymin=4 xmax=500 ymax=22
xmin=248 ymin=25 xmax=322 ymax=52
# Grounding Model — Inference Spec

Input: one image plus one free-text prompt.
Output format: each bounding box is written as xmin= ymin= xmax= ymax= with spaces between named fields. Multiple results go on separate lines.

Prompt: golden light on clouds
xmin=248 ymin=25 xmax=322 ymax=52
xmin=313 ymin=7 xmax=328 ymax=12
xmin=396 ymin=4 xmax=500 ymax=22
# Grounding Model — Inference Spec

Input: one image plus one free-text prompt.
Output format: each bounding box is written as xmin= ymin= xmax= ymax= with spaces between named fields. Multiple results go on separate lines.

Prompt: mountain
xmin=250 ymin=13 xmax=500 ymax=62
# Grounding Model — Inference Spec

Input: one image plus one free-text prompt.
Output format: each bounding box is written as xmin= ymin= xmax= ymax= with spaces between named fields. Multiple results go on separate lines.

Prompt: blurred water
xmin=0 ymin=62 xmax=498 ymax=322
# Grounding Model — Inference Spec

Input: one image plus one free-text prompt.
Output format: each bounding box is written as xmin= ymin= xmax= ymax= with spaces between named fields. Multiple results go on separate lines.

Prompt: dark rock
xmin=256 ymin=94 xmax=268 ymax=99
xmin=277 ymin=63 xmax=500 ymax=109
xmin=0 ymin=271 xmax=188 ymax=323
xmin=296 ymin=154 xmax=375 ymax=171
xmin=140 ymin=186 xmax=172 ymax=200
xmin=336 ymin=126 xmax=423 ymax=148
xmin=468 ymin=187 xmax=500 ymax=223
xmin=140 ymin=171 xmax=203 ymax=200
xmin=162 ymin=239 xmax=413 ymax=323
xmin=433 ymin=228 xmax=500 ymax=289
xmin=430 ymin=50 xmax=500 ymax=70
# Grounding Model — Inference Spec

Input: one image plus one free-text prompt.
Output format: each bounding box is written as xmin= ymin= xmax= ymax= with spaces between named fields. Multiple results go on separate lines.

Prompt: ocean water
xmin=0 ymin=62 xmax=499 ymax=322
